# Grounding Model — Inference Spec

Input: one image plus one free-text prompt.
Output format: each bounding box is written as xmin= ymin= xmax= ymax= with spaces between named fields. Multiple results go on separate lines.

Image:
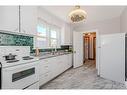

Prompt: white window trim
xmin=35 ymin=18 xmax=61 ymax=49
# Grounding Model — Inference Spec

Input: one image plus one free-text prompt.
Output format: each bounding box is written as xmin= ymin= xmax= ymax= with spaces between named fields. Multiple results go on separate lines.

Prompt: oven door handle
xmin=3 ymin=63 xmax=37 ymax=71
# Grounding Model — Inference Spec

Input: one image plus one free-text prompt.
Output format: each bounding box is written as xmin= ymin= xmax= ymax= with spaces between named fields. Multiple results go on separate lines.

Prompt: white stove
xmin=0 ymin=46 xmax=39 ymax=89
xmin=0 ymin=46 xmax=39 ymax=68
xmin=1 ymin=56 xmax=39 ymax=68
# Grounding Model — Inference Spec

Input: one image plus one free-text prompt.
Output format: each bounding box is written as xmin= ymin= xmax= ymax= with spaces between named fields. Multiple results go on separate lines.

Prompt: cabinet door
xmin=39 ymin=73 xmax=51 ymax=86
xmin=38 ymin=59 xmax=50 ymax=76
xmin=64 ymin=26 xmax=71 ymax=45
xmin=68 ymin=54 xmax=72 ymax=67
xmin=61 ymin=24 xmax=72 ymax=45
xmin=20 ymin=6 xmax=37 ymax=35
xmin=53 ymin=56 xmax=64 ymax=74
xmin=58 ymin=55 xmax=68 ymax=72
xmin=0 ymin=6 xmax=19 ymax=32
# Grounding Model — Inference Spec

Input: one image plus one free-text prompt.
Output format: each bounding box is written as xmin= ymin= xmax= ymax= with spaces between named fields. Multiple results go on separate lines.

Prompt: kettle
xmin=3 ymin=53 xmax=17 ymax=60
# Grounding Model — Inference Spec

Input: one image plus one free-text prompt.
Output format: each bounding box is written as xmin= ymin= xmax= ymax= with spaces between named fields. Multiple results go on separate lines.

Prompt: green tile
xmin=0 ymin=32 xmax=33 ymax=52
xmin=0 ymin=32 xmax=71 ymax=53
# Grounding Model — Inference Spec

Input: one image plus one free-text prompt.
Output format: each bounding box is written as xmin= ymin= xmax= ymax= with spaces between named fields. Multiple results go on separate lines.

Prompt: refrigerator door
xmin=100 ymin=33 xmax=125 ymax=83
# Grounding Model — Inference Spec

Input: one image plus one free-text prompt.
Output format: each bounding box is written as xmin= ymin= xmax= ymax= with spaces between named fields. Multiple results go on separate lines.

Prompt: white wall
xmin=38 ymin=7 xmax=64 ymax=28
xmin=120 ymin=7 xmax=127 ymax=33
xmin=72 ymin=16 xmax=121 ymax=76
xmin=38 ymin=7 xmax=72 ymax=45
xmin=73 ymin=17 xmax=121 ymax=35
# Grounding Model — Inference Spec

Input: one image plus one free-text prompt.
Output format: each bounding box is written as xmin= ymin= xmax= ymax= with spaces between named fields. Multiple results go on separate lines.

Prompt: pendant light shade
xmin=69 ymin=6 xmax=87 ymax=23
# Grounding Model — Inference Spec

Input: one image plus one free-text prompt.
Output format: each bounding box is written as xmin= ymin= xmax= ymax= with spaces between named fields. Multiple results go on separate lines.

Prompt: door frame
xmin=80 ymin=29 xmax=100 ymax=75
xmin=83 ymin=36 xmax=90 ymax=61
xmin=93 ymin=37 xmax=96 ymax=60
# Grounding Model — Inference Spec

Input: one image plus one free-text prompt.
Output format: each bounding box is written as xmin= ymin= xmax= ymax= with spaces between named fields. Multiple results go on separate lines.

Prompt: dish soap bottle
xmin=35 ymin=47 xmax=40 ymax=56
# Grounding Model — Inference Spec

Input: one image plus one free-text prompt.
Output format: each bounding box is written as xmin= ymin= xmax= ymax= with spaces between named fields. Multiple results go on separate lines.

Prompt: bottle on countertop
xmin=35 ymin=47 xmax=40 ymax=56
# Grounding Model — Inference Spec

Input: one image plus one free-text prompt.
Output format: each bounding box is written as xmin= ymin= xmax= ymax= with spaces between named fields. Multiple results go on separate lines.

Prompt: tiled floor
xmin=40 ymin=60 xmax=126 ymax=89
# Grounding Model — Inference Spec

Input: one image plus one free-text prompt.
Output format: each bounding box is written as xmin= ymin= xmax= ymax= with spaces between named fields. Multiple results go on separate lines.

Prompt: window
xmin=50 ymin=28 xmax=60 ymax=47
xmin=35 ymin=19 xmax=48 ymax=49
xmin=35 ymin=18 xmax=61 ymax=49
xmin=37 ymin=25 xmax=46 ymax=37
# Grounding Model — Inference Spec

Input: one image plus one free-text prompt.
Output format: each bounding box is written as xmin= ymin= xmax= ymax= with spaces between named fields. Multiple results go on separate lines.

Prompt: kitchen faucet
xmin=51 ymin=45 xmax=57 ymax=55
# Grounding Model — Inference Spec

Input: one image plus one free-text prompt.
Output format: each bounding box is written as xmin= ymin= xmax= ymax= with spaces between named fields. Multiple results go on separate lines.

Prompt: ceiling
xmin=41 ymin=6 xmax=125 ymax=24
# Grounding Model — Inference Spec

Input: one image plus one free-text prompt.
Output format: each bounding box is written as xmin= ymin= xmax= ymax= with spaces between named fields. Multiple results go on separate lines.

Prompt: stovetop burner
xmin=22 ymin=56 xmax=34 ymax=60
xmin=23 ymin=57 xmax=34 ymax=60
xmin=6 ymin=60 xmax=19 ymax=63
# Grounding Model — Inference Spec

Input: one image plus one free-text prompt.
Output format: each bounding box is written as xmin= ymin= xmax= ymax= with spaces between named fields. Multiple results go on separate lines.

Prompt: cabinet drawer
xmin=39 ymin=59 xmax=50 ymax=64
xmin=39 ymin=68 xmax=49 ymax=76
xmin=39 ymin=63 xmax=50 ymax=75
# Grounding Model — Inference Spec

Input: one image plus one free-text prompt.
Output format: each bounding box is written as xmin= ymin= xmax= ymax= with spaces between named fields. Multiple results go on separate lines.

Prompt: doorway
xmin=83 ymin=32 xmax=96 ymax=67
xmin=73 ymin=30 xmax=99 ymax=75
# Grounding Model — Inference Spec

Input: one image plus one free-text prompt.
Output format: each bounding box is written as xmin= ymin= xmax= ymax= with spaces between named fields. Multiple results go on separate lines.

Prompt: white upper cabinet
xmin=0 ymin=6 xmax=19 ymax=33
xmin=61 ymin=23 xmax=72 ymax=45
xmin=20 ymin=6 xmax=37 ymax=35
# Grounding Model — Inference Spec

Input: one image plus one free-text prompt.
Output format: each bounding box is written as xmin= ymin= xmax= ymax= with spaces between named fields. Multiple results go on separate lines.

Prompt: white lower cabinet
xmin=39 ymin=54 xmax=72 ymax=87
xmin=39 ymin=72 xmax=51 ymax=86
xmin=68 ymin=54 xmax=73 ymax=67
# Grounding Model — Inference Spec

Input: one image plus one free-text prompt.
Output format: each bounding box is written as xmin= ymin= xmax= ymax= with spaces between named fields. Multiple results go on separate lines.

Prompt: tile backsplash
xmin=0 ymin=32 xmax=72 ymax=53
xmin=0 ymin=32 xmax=34 ymax=52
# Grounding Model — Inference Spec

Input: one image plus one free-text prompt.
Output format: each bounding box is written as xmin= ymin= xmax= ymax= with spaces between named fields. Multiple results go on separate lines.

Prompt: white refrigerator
xmin=100 ymin=33 xmax=125 ymax=83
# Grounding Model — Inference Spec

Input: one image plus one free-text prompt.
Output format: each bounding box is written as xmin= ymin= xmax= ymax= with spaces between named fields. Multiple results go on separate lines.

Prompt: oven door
xmin=2 ymin=61 xmax=39 ymax=89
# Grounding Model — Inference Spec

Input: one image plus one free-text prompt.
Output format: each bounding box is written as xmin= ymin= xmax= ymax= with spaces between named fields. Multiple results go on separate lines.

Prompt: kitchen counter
xmin=32 ymin=51 xmax=72 ymax=60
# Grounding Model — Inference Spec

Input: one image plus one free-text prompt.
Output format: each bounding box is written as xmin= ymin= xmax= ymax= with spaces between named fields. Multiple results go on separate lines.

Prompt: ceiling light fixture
xmin=69 ymin=6 xmax=87 ymax=23
xmin=88 ymin=33 xmax=91 ymax=35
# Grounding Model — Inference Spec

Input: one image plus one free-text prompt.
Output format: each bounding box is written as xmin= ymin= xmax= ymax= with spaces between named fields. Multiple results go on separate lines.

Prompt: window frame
xmin=49 ymin=25 xmax=61 ymax=48
xmin=35 ymin=18 xmax=61 ymax=49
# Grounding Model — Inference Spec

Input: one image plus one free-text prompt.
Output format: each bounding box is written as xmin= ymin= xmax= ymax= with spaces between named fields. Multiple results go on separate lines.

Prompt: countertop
xmin=32 ymin=51 xmax=73 ymax=60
